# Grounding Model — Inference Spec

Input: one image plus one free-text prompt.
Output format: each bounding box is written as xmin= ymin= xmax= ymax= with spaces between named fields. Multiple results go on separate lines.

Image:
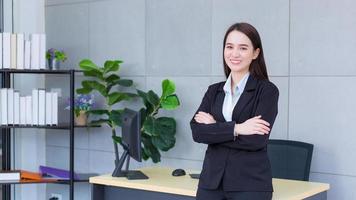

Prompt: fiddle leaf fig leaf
xmin=161 ymin=94 xmax=180 ymax=110
xmin=142 ymin=116 xmax=157 ymax=136
xmin=161 ymin=79 xmax=175 ymax=98
xmin=105 ymin=74 xmax=120 ymax=84
xmin=76 ymin=87 xmax=92 ymax=94
xmin=79 ymin=59 xmax=102 ymax=73
xmin=137 ymin=90 xmax=154 ymax=114
xmin=143 ymin=116 xmax=176 ymax=151
xmin=83 ymin=70 xmax=104 ymax=80
xmin=139 ymin=108 xmax=147 ymax=126
xmin=110 ymin=109 xmax=124 ymax=126
xmin=147 ymin=90 xmax=160 ymax=107
xmin=141 ymin=136 xmax=161 ymax=163
xmin=116 ymin=79 xmax=133 ymax=87
xmin=82 ymin=80 xmax=107 ymax=97
xmin=108 ymin=92 xmax=137 ymax=105
xmin=103 ymin=60 xmax=122 ymax=74
xmin=151 ymin=117 xmax=176 ymax=151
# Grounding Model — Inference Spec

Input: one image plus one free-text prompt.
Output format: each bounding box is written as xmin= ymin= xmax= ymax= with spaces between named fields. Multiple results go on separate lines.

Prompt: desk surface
xmin=90 ymin=167 xmax=330 ymax=200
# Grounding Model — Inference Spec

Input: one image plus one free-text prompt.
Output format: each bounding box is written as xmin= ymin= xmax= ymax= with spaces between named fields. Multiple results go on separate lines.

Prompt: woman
xmin=190 ymin=22 xmax=279 ymax=200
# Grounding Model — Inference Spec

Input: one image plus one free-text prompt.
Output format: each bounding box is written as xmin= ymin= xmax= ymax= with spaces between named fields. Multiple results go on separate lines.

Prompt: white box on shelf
xmin=0 ymin=89 xmax=8 ymax=125
xmin=32 ymin=89 xmax=39 ymax=125
xmin=39 ymin=34 xmax=46 ymax=69
xmin=14 ymin=91 xmax=20 ymax=125
xmin=0 ymin=33 xmax=2 ymax=69
xmin=10 ymin=34 xmax=17 ymax=69
xmin=20 ymin=96 xmax=26 ymax=125
xmin=24 ymin=40 xmax=31 ymax=69
xmin=16 ymin=33 xmax=25 ymax=69
xmin=25 ymin=96 xmax=32 ymax=125
xmin=30 ymin=34 xmax=40 ymax=70
xmin=7 ymin=88 xmax=14 ymax=125
xmin=2 ymin=33 xmax=11 ymax=69
xmin=45 ymin=92 xmax=52 ymax=125
xmin=38 ymin=89 xmax=46 ymax=125
xmin=52 ymin=92 xmax=58 ymax=125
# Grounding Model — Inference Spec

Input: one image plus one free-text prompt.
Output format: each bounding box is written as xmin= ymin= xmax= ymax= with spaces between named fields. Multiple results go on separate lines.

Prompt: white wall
xmin=3 ymin=0 xmax=13 ymax=32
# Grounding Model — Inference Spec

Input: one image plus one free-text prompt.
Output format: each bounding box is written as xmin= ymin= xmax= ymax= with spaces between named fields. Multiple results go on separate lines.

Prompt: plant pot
xmin=48 ymin=58 xmax=60 ymax=70
xmin=75 ymin=111 xmax=87 ymax=126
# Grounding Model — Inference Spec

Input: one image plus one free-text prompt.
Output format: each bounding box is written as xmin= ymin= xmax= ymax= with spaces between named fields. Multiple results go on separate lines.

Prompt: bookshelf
xmin=0 ymin=69 xmax=92 ymax=200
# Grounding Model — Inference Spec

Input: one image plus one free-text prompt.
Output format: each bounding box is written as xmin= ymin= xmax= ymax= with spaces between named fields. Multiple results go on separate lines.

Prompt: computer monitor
xmin=122 ymin=108 xmax=141 ymax=162
xmin=112 ymin=108 xmax=148 ymax=180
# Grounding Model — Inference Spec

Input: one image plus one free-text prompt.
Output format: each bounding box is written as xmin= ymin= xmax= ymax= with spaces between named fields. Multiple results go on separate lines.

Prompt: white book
xmin=0 ymin=33 xmax=2 ymax=69
xmin=32 ymin=89 xmax=39 ymax=125
xmin=38 ymin=89 xmax=46 ymax=125
xmin=10 ymin=34 xmax=17 ymax=69
xmin=20 ymin=96 xmax=26 ymax=125
xmin=52 ymin=92 xmax=58 ymax=125
xmin=24 ymin=40 xmax=31 ymax=69
xmin=1 ymin=89 xmax=8 ymax=125
xmin=25 ymin=96 xmax=32 ymax=125
xmin=7 ymin=89 xmax=14 ymax=125
xmin=2 ymin=33 xmax=11 ymax=69
xmin=16 ymin=33 xmax=25 ymax=69
xmin=0 ymin=171 xmax=21 ymax=181
xmin=14 ymin=91 xmax=20 ymax=125
xmin=45 ymin=92 xmax=52 ymax=125
xmin=30 ymin=34 xmax=40 ymax=70
xmin=39 ymin=34 xmax=46 ymax=69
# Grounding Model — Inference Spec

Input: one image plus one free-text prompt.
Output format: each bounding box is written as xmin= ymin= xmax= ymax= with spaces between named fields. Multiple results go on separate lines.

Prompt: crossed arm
xmin=194 ymin=112 xmax=271 ymax=136
xmin=190 ymin=84 xmax=279 ymax=151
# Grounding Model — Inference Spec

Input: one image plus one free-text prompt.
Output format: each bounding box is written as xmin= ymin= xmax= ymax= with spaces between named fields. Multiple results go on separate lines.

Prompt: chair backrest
xmin=267 ymin=139 xmax=313 ymax=181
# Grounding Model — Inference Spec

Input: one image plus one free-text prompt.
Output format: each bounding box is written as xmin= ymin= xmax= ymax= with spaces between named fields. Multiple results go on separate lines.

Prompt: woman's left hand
xmin=194 ymin=111 xmax=216 ymax=124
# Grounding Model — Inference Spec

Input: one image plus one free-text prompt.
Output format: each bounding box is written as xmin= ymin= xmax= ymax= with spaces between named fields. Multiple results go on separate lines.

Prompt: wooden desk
xmin=90 ymin=167 xmax=330 ymax=200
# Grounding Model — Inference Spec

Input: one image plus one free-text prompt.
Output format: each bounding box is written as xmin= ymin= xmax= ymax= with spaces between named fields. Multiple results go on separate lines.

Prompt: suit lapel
xmin=213 ymin=83 xmax=226 ymax=122
xmin=232 ymin=75 xmax=258 ymax=121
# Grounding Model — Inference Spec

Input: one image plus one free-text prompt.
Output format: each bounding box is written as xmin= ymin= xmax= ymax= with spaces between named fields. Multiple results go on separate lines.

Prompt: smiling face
xmin=224 ymin=30 xmax=260 ymax=75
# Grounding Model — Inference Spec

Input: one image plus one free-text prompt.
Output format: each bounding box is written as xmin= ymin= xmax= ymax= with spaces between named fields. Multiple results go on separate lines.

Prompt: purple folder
xmin=39 ymin=165 xmax=79 ymax=180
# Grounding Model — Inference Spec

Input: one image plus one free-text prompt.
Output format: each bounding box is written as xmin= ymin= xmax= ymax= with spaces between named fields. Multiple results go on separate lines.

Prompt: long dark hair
xmin=223 ymin=22 xmax=269 ymax=80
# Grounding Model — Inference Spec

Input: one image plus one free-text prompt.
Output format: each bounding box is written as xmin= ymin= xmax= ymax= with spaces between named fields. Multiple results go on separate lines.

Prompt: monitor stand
xmin=112 ymin=149 xmax=148 ymax=179
xmin=126 ymin=170 xmax=149 ymax=180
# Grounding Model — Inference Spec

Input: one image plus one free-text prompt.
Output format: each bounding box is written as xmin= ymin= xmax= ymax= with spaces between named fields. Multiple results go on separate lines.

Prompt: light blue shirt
xmin=222 ymin=72 xmax=250 ymax=122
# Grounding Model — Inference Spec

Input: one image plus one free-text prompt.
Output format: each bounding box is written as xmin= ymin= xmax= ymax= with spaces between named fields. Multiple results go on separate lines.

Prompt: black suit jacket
xmin=190 ymin=75 xmax=279 ymax=192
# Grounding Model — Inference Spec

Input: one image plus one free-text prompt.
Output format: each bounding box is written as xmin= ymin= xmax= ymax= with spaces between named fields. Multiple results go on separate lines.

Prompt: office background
xmin=4 ymin=0 xmax=356 ymax=199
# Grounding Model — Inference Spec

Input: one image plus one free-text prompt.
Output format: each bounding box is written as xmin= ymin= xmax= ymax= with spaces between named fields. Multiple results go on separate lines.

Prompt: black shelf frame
xmin=0 ymin=69 xmax=77 ymax=200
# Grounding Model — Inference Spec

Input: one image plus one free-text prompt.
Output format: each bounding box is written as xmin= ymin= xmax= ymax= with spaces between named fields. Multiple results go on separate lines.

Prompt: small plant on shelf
xmin=46 ymin=48 xmax=67 ymax=69
xmin=46 ymin=48 xmax=67 ymax=62
xmin=66 ymin=94 xmax=95 ymax=117
xmin=65 ymin=94 xmax=95 ymax=125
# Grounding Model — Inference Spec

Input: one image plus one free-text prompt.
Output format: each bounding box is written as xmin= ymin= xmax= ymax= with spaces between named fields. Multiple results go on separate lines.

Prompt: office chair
xmin=267 ymin=139 xmax=313 ymax=181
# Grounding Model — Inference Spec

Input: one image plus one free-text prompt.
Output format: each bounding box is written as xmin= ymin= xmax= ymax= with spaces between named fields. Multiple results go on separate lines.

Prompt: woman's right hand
xmin=234 ymin=115 xmax=270 ymax=136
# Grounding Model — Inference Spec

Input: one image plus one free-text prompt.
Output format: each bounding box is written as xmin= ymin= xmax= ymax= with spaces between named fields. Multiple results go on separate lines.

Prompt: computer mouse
xmin=172 ymin=168 xmax=186 ymax=176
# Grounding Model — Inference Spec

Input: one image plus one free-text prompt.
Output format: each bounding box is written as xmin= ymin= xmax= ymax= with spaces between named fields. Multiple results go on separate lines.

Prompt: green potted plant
xmin=46 ymin=48 xmax=67 ymax=70
xmin=76 ymin=58 xmax=180 ymax=164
